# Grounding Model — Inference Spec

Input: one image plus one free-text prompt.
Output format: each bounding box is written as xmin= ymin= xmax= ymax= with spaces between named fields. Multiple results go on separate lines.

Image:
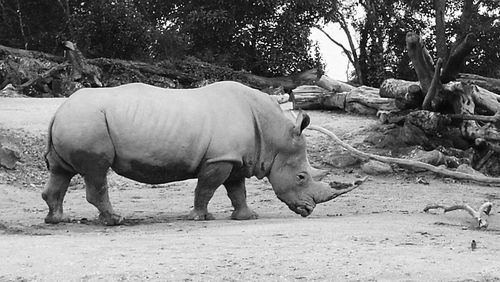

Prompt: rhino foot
xmin=99 ymin=212 xmax=124 ymax=226
xmin=231 ymin=208 xmax=258 ymax=220
xmin=188 ymin=209 xmax=215 ymax=221
xmin=44 ymin=213 xmax=70 ymax=224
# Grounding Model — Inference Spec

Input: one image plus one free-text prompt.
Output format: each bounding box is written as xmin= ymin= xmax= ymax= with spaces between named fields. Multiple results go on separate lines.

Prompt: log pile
xmin=0 ymin=43 xmax=318 ymax=97
xmin=292 ymin=76 xmax=397 ymax=115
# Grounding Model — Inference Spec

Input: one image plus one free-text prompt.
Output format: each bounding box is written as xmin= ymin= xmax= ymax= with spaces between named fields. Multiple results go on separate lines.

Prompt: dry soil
xmin=0 ymin=97 xmax=499 ymax=281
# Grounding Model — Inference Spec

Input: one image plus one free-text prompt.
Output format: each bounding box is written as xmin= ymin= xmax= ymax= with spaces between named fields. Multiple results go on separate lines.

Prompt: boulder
xmin=361 ymin=160 xmax=393 ymax=175
xmin=0 ymin=142 xmax=20 ymax=169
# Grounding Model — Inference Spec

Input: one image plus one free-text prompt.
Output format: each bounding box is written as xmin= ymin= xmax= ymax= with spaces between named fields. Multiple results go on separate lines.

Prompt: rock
xmin=364 ymin=131 xmax=386 ymax=145
xmin=401 ymin=122 xmax=430 ymax=147
xmin=0 ymin=143 xmax=21 ymax=169
xmin=0 ymin=84 xmax=25 ymax=97
xmin=345 ymin=102 xmax=378 ymax=116
xmin=361 ymin=160 xmax=393 ymax=175
xmin=325 ymin=151 xmax=360 ymax=168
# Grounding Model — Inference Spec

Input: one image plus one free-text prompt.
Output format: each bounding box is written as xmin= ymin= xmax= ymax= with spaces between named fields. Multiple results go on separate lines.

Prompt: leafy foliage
xmin=0 ymin=0 xmax=499 ymax=81
xmin=68 ymin=1 xmax=153 ymax=60
xmin=154 ymin=0 xmax=333 ymax=76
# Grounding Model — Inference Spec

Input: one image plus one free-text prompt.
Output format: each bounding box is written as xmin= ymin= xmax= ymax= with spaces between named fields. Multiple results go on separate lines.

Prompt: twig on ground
xmin=307 ymin=124 xmax=500 ymax=185
xmin=424 ymin=202 xmax=493 ymax=228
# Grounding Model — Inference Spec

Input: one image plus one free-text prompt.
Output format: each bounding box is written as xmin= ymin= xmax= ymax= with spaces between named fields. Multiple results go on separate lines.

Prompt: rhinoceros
xmin=42 ymin=81 xmax=356 ymax=225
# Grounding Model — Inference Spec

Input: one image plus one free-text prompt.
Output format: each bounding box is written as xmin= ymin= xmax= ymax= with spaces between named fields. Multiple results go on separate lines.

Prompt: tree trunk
xmin=292 ymin=84 xmax=397 ymax=114
xmin=379 ymin=78 xmax=421 ymax=99
xmin=238 ymin=68 xmax=319 ymax=92
xmin=292 ymin=85 xmax=329 ymax=110
xmin=316 ymin=75 xmax=355 ymax=93
xmin=434 ymin=0 xmax=448 ymax=60
xmin=379 ymin=78 xmax=424 ymax=110
xmin=406 ymin=32 xmax=435 ymax=94
xmin=441 ymin=34 xmax=476 ymax=83
xmin=458 ymin=0 xmax=475 ymax=38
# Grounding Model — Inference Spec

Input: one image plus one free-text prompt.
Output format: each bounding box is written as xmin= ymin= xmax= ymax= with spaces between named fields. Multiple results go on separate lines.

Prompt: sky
xmin=309 ymin=23 xmax=351 ymax=81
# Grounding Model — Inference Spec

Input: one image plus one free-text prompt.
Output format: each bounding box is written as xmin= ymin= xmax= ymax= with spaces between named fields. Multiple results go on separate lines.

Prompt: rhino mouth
xmin=291 ymin=203 xmax=315 ymax=217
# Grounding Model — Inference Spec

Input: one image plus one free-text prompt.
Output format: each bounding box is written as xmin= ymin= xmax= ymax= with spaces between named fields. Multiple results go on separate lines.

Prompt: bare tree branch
xmin=307 ymin=124 xmax=500 ymax=185
xmin=314 ymin=26 xmax=354 ymax=66
xmin=424 ymin=202 xmax=492 ymax=228
xmin=422 ymin=58 xmax=443 ymax=110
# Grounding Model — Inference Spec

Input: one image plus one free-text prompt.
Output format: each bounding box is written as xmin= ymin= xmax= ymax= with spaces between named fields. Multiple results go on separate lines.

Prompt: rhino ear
xmin=294 ymin=111 xmax=310 ymax=136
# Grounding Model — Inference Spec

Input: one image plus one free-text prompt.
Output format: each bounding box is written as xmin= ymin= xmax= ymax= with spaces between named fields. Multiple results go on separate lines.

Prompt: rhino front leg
xmin=84 ymin=173 xmax=123 ymax=226
xmin=188 ymin=162 xmax=233 ymax=220
xmin=224 ymin=178 xmax=258 ymax=220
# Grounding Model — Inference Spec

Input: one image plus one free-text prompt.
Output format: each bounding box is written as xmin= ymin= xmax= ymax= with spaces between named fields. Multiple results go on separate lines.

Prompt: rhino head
xmin=267 ymin=111 xmax=354 ymax=217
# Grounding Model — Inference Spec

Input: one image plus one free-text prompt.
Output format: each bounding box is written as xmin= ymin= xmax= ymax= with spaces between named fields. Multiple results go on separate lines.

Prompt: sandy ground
xmin=0 ymin=97 xmax=499 ymax=281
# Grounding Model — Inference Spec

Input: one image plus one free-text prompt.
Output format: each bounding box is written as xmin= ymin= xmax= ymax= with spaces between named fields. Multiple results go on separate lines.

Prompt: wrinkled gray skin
xmin=43 ymin=81 xmax=344 ymax=225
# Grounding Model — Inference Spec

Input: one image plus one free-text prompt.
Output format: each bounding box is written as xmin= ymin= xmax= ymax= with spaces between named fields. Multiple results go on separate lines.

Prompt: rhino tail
xmin=43 ymin=115 xmax=56 ymax=170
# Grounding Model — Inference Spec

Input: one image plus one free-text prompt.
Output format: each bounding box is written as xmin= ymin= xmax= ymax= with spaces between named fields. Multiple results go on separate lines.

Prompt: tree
xmin=318 ymin=0 xmax=499 ymax=87
xmin=315 ymin=1 xmax=362 ymax=84
xmin=68 ymin=0 xmax=153 ymax=60
xmin=147 ymin=0 xmax=336 ymax=76
xmin=318 ymin=0 xmax=426 ymax=86
xmin=0 ymin=0 xmax=68 ymax=52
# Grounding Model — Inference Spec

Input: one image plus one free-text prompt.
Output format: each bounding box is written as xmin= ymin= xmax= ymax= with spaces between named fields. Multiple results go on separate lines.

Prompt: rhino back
xmin=52 ymin=82 xmax=291 ymax=183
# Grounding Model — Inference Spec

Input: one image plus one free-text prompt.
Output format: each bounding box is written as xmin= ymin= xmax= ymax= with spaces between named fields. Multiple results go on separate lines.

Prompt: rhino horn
xmin=310 ymin=167 xmax=329 ymax=181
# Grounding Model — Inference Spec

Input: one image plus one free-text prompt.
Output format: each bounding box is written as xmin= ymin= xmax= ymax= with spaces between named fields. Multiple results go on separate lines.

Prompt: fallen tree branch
xmin=18 ymin=63 xmax=69 ymax=90
xmin=423 ymin=202 xmax=493 ymax=228
xmin=458 ymin=73 xmax=500 ymax=95
xmin=307 ymin=124 xmax=500 ymax=185
xmin=447 ymin=112 xmax=500 ymax=123
xmin=330 ymin=176 xmax=369 ymax=191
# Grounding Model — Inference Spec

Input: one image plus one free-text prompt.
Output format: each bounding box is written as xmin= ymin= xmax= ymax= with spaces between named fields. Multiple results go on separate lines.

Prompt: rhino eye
xmin=296 ymin=173 xmax=307 ymax=183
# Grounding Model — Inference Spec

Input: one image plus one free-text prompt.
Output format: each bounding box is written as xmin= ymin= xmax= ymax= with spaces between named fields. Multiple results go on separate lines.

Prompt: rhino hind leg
xmin=224 ymin=178 xmax=258 ymax=220
xmin=42 ymin=171 xmax=74 ymax=224
xmin=188 ymin=162 xmax=233 ymax=221
xmin=84 ymin=173 xmax=123 ymax=226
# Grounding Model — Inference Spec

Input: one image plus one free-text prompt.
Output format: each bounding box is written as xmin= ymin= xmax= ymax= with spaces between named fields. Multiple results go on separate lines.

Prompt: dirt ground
xmin=0 ymin=97 xmax=499 ymax=281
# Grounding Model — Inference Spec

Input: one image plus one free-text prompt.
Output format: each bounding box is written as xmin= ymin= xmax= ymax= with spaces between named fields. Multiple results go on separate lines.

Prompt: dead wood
xmin=422 ymin=58 xmax=443 ymax=110
xmin=379 ymin=78 xmax=423 ymax=110
xmin=17 ymin=63 xmax=69 ymax=95
xmin=292 ymin=85 xmax=330 ymax=110
xmin=239 ymin=68 xmax=319 ymax=92
xmin=405 ymin=110 xmax=451 ymax=136
xmin=458 ymin=73 xmax=500 ymax=94
xmin=316 ymin=75 xmax=355 ymax=93
xmin=346 ymin=86 xmax=396 ymax=111
xmin=406 ymin=32 xmax=434 ymax=93
xmin=467 ymin=84 xmax=500 ymax=114
xmin=441 ymin=34 xmax=477 ymax=83
xmin=424 ymin=202 xmax=493 ymax=228
xmin=446 ymin=83 xmax=500 ymax=147
xmin=0 ymin=44 xmax=64 ymax=63
xmin=379 ymin=78 xmax=421 ymax=99
xmin=88 ymin=57 xmax=189 ymax=84
xmin=293 ymin=85 xmax=397 ymax=115
xmin=448 ymin=112 xmax=500 ymax=123
xmin=307 ymin=124 xmax=500 ymax=185
xmin=329 ymin=176 xmax=369 ymax=195
xmin=475 ymin=150 xmax=494 ymax=170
